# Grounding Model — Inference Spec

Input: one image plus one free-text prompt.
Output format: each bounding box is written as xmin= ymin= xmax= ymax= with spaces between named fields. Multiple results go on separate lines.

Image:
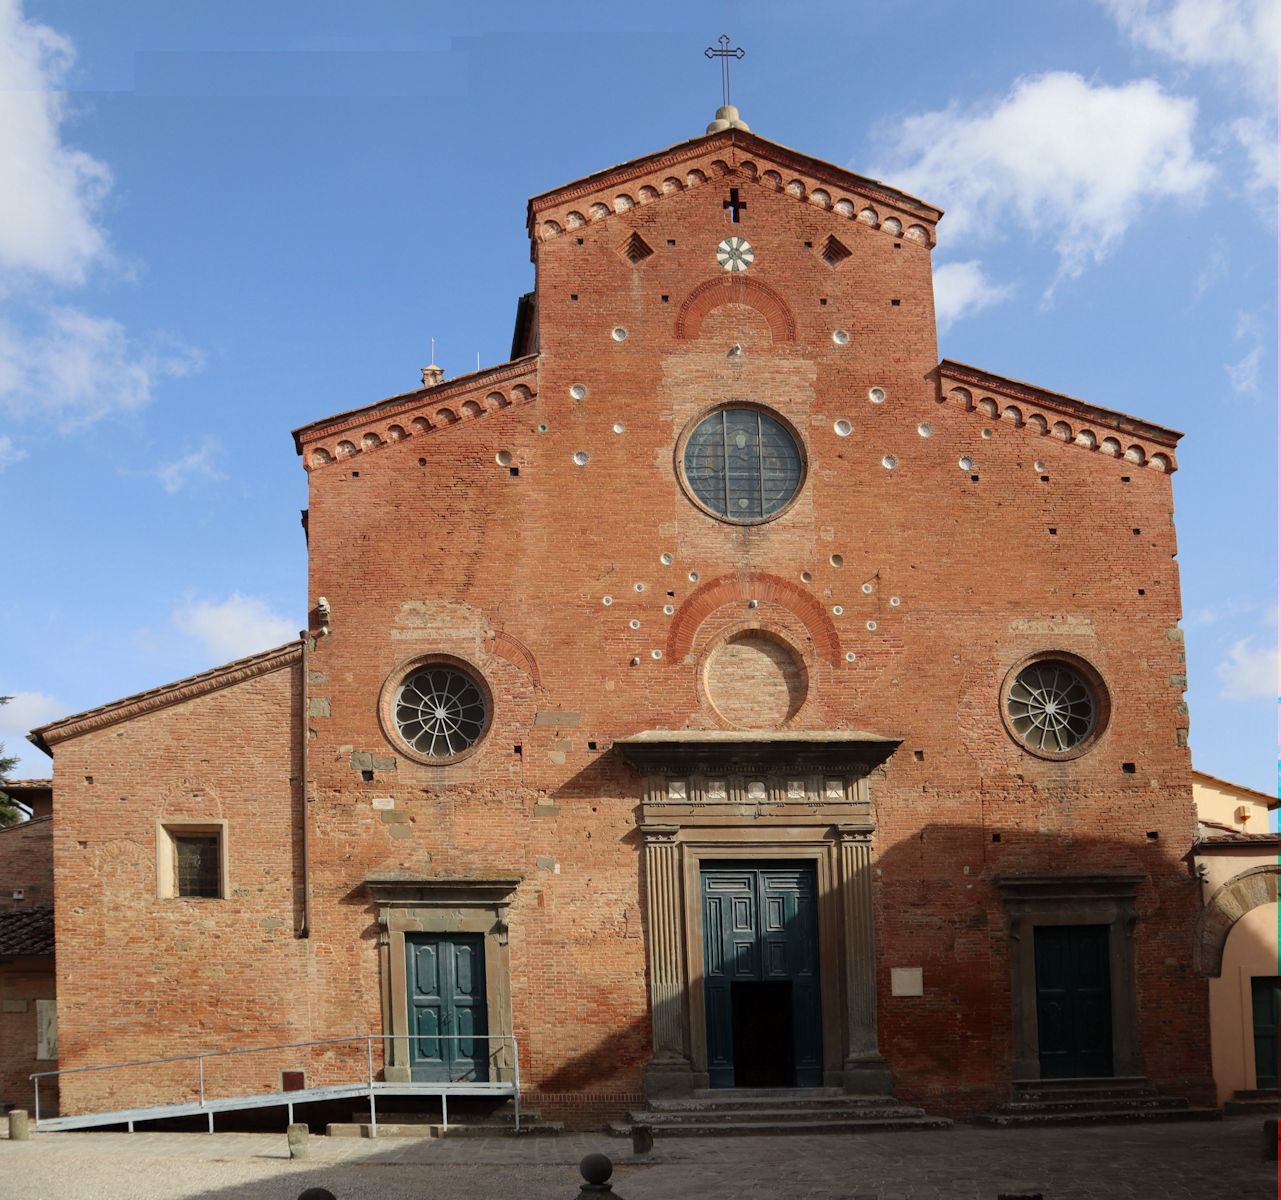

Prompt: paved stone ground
xmin=0 ymin=1116 xmax=1271 ymax=1200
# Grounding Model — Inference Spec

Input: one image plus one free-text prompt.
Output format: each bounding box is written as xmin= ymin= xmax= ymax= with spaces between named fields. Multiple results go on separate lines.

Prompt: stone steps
xmin=1225 ymin=1089 xmax=1279 ymax=1116
xmin=980 ymin=1077 xmax=1221 ymax=1128
xmin=993 ymin=1095 xmax=1191 ymax=1116
xmin=328 ymin=1120 xmax=562 ymax=1138
xmin=610 ymin=1115 xmax=952 ymax=1138
xmin=978 ymin=1106 xmax=1222 ymax=1128
xmin=613 ymin=1088 xmax=952 ymax=1138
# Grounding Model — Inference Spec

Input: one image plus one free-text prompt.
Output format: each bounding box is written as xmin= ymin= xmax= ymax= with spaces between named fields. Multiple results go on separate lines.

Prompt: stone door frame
xmin=617 ymin=731 xmax=902 ymax=1100
xmin=995 ymin=873 xmax=1145 ymax=1082
xmin=365 ymin=876 xmax=519 ymax=1084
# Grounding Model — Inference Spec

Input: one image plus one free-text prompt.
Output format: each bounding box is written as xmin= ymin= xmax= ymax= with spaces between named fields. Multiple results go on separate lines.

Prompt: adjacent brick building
xmin=31 ymin=108 xmax=1214 ymax=1126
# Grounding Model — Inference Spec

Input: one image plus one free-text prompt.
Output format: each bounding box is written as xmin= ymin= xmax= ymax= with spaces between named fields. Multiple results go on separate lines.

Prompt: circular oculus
xmin=716 ymin=236 xmax=755 ymax=273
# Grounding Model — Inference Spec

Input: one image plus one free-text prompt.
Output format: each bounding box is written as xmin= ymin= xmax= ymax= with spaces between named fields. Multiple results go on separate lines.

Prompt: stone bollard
xmin=578 ymin=1152 xmax=623 ymax=1198
xmin=630 ymin=1125 xmax=653 ymax=1155
xmin=286 ymin=1122 xmax=309 ymax=1160
xmin=7 ymin=1110 xmax=29 ymax=1142
xmin=1264 ymin=1117 xmax=1278 ymax=1161
xmin=297 ymin=1189 xmax=336 ymax=1200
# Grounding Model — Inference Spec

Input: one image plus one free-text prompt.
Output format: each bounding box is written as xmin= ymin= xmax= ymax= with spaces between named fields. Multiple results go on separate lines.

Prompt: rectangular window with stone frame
xmin=156 ymin=821 xmax=229 ymax=899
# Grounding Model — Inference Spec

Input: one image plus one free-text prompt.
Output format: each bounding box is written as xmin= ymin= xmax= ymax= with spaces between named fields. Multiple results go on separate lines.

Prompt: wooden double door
xmin=701 ymin=862 xmax=822 ymax=1088
xmin=404 ymin=933 xmax=489 ymax=1082
xmin=1252 ymin=976 xmax=1280 ymax=1089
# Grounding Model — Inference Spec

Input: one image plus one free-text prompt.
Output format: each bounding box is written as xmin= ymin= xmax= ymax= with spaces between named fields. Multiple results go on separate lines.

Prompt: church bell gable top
xmin=526 ymin=128 xmax=943 ymax=254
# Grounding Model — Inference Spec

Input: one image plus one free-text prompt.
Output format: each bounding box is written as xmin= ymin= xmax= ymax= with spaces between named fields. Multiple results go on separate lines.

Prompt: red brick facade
xmin=0 ymin=816 xmax=56 ymax=1112
xmin=37 ymin=126 xmax=1211 ymax=1125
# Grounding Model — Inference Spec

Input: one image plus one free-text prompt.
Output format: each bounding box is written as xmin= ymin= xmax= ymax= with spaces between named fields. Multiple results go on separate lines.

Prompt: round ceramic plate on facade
xmin=601 ymin=596 xmax=613 ymax=607
xmin=660 ymin=553 xmax=673 ymax=566
xmin=861 ymin=583 xmax=873 ymax=594
xmin=663 ymin=605 xmax=675 ymax=616
xmin=830 ymin=553 xmax=843 ymax=567
xmin=569 ymin=384 xmax=588 ymax=400
xmin=882 ymin=454 xmax=897 ymax=470
xmin=613 ymin=423 xmax=625 ymax=434
xmin=689 ymin=571 xmax=700 ymax=583
xmin=832 ymin=330 xmax=849 ymax=346
xmin=496 ymin=450 xmax=513 ymax=466
xmin=866 ymin=620 xmax=877 ymax=631
xmin=890 ymin=596 xmax=901 ymax=607
xmin=845 ymin=652 xmax=856 ymax=663
xmin=833 ymin=605 xmax=844 ymax=616
xmin=634 ymin=582 xmax=645 ymax=592
xmin=612 ymin=327 xmax=628 ymax=342
xmin=918 ymin=423 xmax=932 ymax=438
xmin=959 ymin=456 xmax=974 ymax=471
xmin=629 ymin=620 xmax=640 ymax=630
xmin=573 ymin=451 xmax=589 ymax=466
xmin=834 ymin=419 xmax=852 ymax=437
xmin=869 ymin=387 xmax=887 ymax=404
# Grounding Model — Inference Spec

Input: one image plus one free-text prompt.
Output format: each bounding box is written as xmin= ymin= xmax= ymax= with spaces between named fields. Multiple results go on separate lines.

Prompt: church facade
xmin=32 ymin=111 xmax=1214 ymax=1125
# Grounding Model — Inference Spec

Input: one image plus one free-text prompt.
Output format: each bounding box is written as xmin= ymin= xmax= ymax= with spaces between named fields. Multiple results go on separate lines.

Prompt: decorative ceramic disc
xmin=716 ymin=236 xmax=755 ymax=273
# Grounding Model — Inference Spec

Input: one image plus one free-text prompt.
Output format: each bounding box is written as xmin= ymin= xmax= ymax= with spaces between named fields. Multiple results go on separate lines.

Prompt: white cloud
xmin=173 ymin=594 xmax=298 ymax=663
xmin=0 ymin=690 xmax=66 ymax=775
xmin=0 ymin=0 xmax=112 ymax=286
xmin=1218 ymin=637 xmax=1277 ymax=699
xmin=1231 ymin=115 xmax=1278 ymax=195
xmin=1099 ymin=1 xmax=1279 ymax=198
xmin=1225 ymin=309 xmax=1265 ymax=393
xmin=1099 ymin=0 xmax=1280 ymax=101
xmin=155 ymin=436 xmax=224 ymax=493
xmin=875 ymin=72 xmax=1213 ymax=284
xmin=0 ymin=433 xmax=24 ymax=469
xmin=0 ymin=307 xmax=201 ymax=431
xmin=932 ymin=260 xmax=1014 ymax=332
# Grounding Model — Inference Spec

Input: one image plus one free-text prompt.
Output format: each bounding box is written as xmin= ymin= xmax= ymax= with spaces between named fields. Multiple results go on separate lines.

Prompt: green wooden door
xmin=1034 ymin=924 xmax=1113 ymax=1079
xmin=405 ymin=933 xmax=489 ymax=1082
xmin=701 ymin=862 xmax=822 ymax=1088
xmin=1251 ymin=976 xmax=1281 ymax=1089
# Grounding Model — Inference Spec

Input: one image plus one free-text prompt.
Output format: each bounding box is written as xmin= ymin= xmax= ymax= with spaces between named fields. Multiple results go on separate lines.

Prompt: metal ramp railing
xmin=30 ymin=1034 xmax=521 ymax=1136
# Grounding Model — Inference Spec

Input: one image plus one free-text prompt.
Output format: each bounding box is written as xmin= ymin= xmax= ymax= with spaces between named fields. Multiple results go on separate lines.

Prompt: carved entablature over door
xmin=639 ymin=770 xmax=872 ymax=823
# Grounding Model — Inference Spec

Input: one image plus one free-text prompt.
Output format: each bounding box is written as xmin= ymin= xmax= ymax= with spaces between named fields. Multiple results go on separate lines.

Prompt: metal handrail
xmin=31 ymin=1032 xmax=522 ymax=1136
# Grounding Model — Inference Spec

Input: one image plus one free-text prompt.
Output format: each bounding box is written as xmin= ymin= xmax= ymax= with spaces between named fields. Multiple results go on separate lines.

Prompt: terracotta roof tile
xmin=0 ymin=905 xmax=53 ymax=957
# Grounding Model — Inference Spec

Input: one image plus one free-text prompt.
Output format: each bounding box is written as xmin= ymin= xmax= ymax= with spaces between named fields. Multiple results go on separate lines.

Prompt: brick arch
xmin=667 ymin=572 xmax=841 ymax=667
xmin=488 ymin=630 xmax=541 ymax=689
xmin=1194 ymin=864 xmax=1280 ymax=977
xmin=674 ymin=276 xmax=797 ymax=342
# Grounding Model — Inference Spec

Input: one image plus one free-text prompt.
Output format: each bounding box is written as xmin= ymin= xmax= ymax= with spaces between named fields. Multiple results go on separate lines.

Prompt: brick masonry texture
xmin=0 ymin=817 xmax=56 ymax=1111
xmin=45 ymin=130 xmax=1210 ymax=1126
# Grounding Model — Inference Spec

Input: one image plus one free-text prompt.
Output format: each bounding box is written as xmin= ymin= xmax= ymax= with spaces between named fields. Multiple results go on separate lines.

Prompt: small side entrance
xmin=404 ymin=933 xmax=489 ymax=1082
xmin=701 ymin=862 xmax=822 ymax=1088
xmin=1251 ymin=976 xmax=1280 ymax=1089
xmin=1034 ymin=924 xmax=1113 ymax=1078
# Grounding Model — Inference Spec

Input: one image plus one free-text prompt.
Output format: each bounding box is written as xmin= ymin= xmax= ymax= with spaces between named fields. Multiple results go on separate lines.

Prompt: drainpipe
xmin=298 ymin=632 xmax=312 ymax=939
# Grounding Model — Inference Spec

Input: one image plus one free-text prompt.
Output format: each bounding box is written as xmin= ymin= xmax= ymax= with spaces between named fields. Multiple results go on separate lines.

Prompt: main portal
xmin=701 ymin=861 xmax=822 ymax=1088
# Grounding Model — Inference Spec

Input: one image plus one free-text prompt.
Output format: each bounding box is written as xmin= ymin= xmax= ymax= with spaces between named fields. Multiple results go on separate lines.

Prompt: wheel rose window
xmin=394 ymin=666 xmax=488 ymax=759
xmin=682 ymin=407 xmax=804 ymax=522
xmin=1005 ymin=660 xmax=1097 ymax=755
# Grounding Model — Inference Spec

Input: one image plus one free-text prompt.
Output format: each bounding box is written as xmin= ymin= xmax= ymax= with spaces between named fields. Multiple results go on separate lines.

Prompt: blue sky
xmin=0 ymin=1 xmax=1276 ymax=794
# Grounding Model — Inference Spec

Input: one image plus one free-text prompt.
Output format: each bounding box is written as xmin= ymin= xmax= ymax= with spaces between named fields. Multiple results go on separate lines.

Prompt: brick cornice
xmin=526 ymin=129 xmax=941 ymax=233
xmin=32 ymin=642 xmax=302 ymax=750
xmin=293 ymin=356 xmax=539 ymax=452
xmin=939 ymin=360 xmax=1182 ymax=448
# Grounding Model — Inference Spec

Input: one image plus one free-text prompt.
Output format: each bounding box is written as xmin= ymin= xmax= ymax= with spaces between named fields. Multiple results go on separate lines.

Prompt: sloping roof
xmin=939 ymin=360 xmax=1183 ymax=450
xmin=1193 ymin=768 xmax=1280 ymax=811
xmin=525 ymin=126 xmax=942 ymax=231
xmin=30 ymin=641 xmax=301 ymax=753
xmin=291 ymin=355 xmax=539 ymax=455
xmin=0 ymin=905 xmax=53 ymax=957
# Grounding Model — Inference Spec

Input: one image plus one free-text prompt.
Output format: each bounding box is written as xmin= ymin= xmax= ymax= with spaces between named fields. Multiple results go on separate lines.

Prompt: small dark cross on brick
xmin=724 ymin=187 xmax=747 ymax=223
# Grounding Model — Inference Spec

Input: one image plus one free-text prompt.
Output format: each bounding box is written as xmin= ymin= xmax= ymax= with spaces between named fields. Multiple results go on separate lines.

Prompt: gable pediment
xmin=293 ymin=357 xmax=538 ymax=472
xmin=527 ymin=129 xmax=942 ymax=252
